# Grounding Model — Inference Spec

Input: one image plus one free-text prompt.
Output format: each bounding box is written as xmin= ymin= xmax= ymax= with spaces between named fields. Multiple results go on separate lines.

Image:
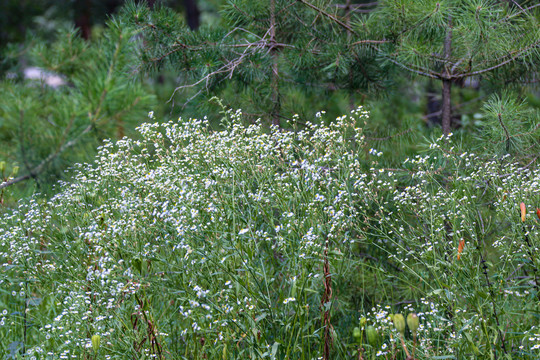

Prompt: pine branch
xmin=297 ymin=0 xmax=358 ymax=36
xmin=168 ymin=31 xmax=272 ymax=101
xmin=384 ymin=57 xmax=440 ymax=79
xmin=451 ymin=51 xmax=471 ymax=73
xmin=458 ymin=39 xmax=540 ymax=78
xmin=148 ymin=38 xmax=317 ymax=66
xmin=350 ymin=39 xmax=389 ymax=46
xmin=0 ymin=97 xmax=141 ymax=192
xmin=394 ymin=2 xmax=441 ymax=37
xmin=509 ymin=0 xmax=524 ymax=11
xmin=503 ymin=3 xmax=540 ymax=21
xmin=333 ymin=2 xmax=378 ymax=14
xmin=229 ymin=2 xmax=256 ymax=22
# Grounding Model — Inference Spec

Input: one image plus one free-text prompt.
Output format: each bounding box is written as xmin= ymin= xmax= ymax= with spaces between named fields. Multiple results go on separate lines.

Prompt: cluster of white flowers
xmin=1 ymin=105 xmax=539 ymax=357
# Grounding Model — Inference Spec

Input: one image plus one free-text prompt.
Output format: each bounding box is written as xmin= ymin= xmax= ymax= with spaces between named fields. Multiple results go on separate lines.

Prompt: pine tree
xmin=369 ymin=0 xmax=540 ymax=135
xmin=0 ymin=21 xmax=155 ymax=204
xmin=120 ymin=0 xmax=386 ymax=126
xmin=122 ymin=0 xmax=539 ymax=136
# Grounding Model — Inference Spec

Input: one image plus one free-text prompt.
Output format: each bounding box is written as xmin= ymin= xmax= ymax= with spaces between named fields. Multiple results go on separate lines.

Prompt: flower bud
xmin=393 ymin=314 xmax=406 ymax=334
xmin=457 ymin=239 xmax=465 ymax=260
xmin=359 ymin=316 xmax=367 ymax=327
xmin=353 ymin=327 xmax=361 ymax=341
xmin=91 ymin=334 xmax=101 ymax=353
xmin=407 ymin=313 xmax=419 ymax=334
xmin=0 ymin=161 xmax=5 ymax=173
xmin=520 ymin=202 xmax=526 ymax=222
xmin=366 ymin=325 xmax=378 ymax=346
xmin=12 ymin=166 xmax=19 ymax=177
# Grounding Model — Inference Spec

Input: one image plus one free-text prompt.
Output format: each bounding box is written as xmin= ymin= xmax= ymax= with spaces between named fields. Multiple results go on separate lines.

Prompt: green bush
xmin=1 ymin=106 xmax=539 ymax=359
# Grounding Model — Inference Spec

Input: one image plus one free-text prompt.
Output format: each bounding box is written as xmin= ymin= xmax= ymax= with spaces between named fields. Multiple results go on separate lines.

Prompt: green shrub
xmin=1 ymin=106 xmax=539 ymax=359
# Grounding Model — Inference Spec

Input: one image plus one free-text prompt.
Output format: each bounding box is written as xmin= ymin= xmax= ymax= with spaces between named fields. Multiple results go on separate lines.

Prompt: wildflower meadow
xmin=1 ymin=106 xmax=539 ymax=359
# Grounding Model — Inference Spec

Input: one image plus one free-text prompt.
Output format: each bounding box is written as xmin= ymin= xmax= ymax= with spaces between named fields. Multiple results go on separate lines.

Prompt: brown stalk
xmin=321 ymin=239 xmax=333 ymax=360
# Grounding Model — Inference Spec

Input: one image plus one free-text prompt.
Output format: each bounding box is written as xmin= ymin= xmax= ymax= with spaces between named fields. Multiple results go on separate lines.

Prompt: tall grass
xmin=0 ymin=106 xmax=539 ymax=359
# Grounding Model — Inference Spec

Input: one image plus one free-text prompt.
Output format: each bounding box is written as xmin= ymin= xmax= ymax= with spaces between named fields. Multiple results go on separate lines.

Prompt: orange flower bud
xmin=536 ymin=208 xmax=540 ymax=221
xmin=520 ymin=202 xmax=526 ymax=222
xmin=457 ymin=239 xmax=465 ymax=260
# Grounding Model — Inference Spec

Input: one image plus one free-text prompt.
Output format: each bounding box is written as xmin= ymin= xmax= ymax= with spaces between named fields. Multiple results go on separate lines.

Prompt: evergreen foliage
xmin=121 ymin=0 xmax=388 ymax=125
xmin=370 ymin=0 xmax=540 ymax=134
xmin=0 ymin=22 xmax=155 ymax=204
xmin=479 ymin=92 xmax=540 ymax=156
xmin=122 ymin=0 xmax=539 ymax=135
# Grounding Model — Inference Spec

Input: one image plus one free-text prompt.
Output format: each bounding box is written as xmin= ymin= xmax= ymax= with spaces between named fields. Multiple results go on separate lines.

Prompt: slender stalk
xmin=321 ymin=239 xmax=333 ymax=360
xmin=399 ymin=334 xmax=411 ymax=359
xmin=497 ymin=113 xmax=511 ymax=152
xmin=520 ymin=222 xmax=540 ymax=299
xmin=479 ymin=250 xmax=508 ymax=356
xmin=23 ymin=281 xmax=28 ymax=356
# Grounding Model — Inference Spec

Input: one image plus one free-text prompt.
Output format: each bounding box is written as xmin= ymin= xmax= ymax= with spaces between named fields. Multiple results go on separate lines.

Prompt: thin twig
xmin=350 ymin=39 xmax=390 ymax=46
xmin=502 ymin=3 xmax=540 ymax=21
xmin=385 ymin=57 xmax=440 ymax=79
xmin=497 ymin=113 xmax=512 ymax=152
xmin=297 ymin=0 xmax=358 ymax=36
xmin=496 ymin=156 xmax=537 ymax=178
xmin=458 ymin=39 xmax=540 ymax=78
xmin=0 ymin=123 xmax=94 ymax=190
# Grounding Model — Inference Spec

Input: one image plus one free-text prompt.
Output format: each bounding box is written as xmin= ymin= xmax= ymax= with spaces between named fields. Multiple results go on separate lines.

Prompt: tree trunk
xmin=441 ymin=78 xmax=452 ymax=135
xmin=183 ymin=0 xmax=200 ymax=30
xmin=345 ymin=0 xmax=355 ymax=111
xmin=74 ymin=0 xmax=92 ymax=40
xmin=441 ymin=15 xmax=453 ymax=135
xmin=270 ymin=0 xmax=280 ymax=127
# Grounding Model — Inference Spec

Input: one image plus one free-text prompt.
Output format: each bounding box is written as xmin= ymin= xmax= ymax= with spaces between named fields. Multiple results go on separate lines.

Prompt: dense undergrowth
xmin=1 ymin=106 xmax=539 ymax=359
